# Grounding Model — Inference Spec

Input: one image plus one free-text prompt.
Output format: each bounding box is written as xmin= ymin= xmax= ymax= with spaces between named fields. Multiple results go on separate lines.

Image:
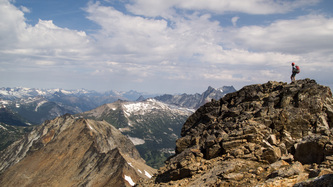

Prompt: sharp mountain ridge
xmin=0 ymin=114 xmax=156 ymax=187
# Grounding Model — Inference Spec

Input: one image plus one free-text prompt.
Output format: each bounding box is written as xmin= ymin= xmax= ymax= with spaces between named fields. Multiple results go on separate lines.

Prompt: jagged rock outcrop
xmin=138 ymin=79 xmax=333 ymax=186
xmin=0 ymin=114 xmax=156 ymax=187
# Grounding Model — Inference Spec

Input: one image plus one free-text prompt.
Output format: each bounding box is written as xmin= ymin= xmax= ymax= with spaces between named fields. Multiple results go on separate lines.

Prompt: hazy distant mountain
xmin=154 ymin=86 xmax=236 ymax=109
xmin=0 ymin=86 xmax=235 ymax=125
xmin=0 ymin=114 xmax=156 ymax=186
xmin=78 ymin=99 xmax=194 ymax=168
xmin=0 ymin=87 xmax=156 ymax=102
xmin=3 ymin=97 xmax=74 ymax=125
xmin=0 ymin=108 xmax=29 ymax=126
xmin=0 ymin=87 xmax=158 ymax=125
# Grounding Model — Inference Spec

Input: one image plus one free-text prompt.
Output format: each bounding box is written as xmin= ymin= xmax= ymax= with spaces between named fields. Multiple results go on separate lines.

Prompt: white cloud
xmin=226 ymin=15 xmax=333 ymax=54
xmin=126 ymin=0 xmax=320 ymax=17
xmin=0 ymin=0 xmax=92 ymax=65
xmin=231 ymin=16 xmax=239 ymax=26
xmin=19 ymin=5 xmax=30 ymax=13
xmin=0 ymin=0 xmax=26 ymax=49
xmin=0 ymin=0 xmax=332 ymax=93
xmin=85 ymin=2 xmax=224 ymax=65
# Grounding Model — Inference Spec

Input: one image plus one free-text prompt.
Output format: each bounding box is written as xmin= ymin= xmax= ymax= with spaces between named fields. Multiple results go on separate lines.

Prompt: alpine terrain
xmin=0 ymin=86 xmax=233 ymax=126
xmin=0 ymin=87 xmax=153 ymax=125
xmin=138 ymin=79 xmax=333 ymax=186
xmin=0 ymin=86 xmax=234 ymax=156
xmin=155 ymin=86 xmax=236 ymax=109
xmin=78 ymin=99 xmax=195 ymax=168
xmin=0 ymin=114 xmax=156 ymax=187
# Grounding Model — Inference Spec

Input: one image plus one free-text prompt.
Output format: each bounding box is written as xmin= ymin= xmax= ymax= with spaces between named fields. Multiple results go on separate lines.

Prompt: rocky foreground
xmin=0 ymin=114 xmax=156 ymax=186
xmin=138 ymin=79 xmax=333 ymax=186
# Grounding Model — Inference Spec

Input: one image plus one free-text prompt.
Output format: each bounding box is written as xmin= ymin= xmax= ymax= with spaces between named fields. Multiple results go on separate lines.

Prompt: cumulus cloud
xmin=85 ymin=1 xmax=333 ymax=90
xmin=225 ymin=15 xmax=333 ymax=54
xmin=19 ymin=5 xmax=30 ymax=13
xmin=0 ymin=0 xmax=92 ymax=66
xmin=85 ymin=2 xmax=224 ymax=67
xmin=0 ymin=0 xmax=26 ymax=48
xmin=126 ymin=0 xmax=320 ymax=17
xmin=0 ymin=0 xmax=332 ymax=92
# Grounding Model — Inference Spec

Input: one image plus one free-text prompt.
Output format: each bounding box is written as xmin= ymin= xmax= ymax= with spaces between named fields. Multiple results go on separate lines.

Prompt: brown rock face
xmin=0 ymin=114 xmax=156 ymax=187
xmin=138 ymin=79 xmax=333 ymax=186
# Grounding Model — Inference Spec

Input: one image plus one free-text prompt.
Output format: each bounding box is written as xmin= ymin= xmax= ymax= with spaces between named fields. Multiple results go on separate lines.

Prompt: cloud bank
xmin=0 ymin=0 xmax=332 ymax=93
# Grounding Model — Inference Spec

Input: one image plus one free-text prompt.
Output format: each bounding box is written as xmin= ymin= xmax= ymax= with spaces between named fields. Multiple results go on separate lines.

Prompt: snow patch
xmin=59 ymin=89 xmax=71 ymax=94
xmin=124 ymin=175 xmax=135 ymax=186
xmin=128 ymin=136 xmax=145 ymax=145
xmin=35 ymin=100 xmax=47 ymax=112
xmin=128 ymin=162 xmax=133 ymax=168
xmin=144 ymin=170 xmax=152 ymax=178
xmin=118 ymin=127 xmax=130 ymax=132
xmin=0 ymin=100 xmax=9 ymax=105
xmin=87 ymin=123 xmax=94 ymax=131
xmin=138 ymin=169 xmax=142 ymax=174
xmin=123 ymin=102 xmax=154 ymax=115
xmin=0 ymin=124 xmax=8 ymax=130
xmin=160 ymin=148 xmax=176 ymax=154
xmin=123 ymin=110 xmax=131 ymax=116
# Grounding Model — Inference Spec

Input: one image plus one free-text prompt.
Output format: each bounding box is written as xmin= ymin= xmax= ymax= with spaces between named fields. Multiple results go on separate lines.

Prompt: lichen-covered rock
xmin=137 ymin=79 xmax=333 ymax=186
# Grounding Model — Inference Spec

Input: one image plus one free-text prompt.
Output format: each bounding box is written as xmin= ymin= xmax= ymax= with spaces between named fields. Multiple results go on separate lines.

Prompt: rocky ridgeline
xmin=138 ymin=79 xmax=333 ymax=186
xmin=0 ymin=114 xmax=156 ymax=186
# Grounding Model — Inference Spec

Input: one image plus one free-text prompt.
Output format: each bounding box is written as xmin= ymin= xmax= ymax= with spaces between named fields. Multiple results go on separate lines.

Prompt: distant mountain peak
xmin=136 ymin=95 xmax=146 ymax=101
xmin=155 ymin=85 xmax=236 ymax=109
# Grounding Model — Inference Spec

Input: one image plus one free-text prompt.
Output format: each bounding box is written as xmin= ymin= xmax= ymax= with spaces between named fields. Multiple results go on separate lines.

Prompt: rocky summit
xmin=138 ymin=79 xmax=333 ymax=186
xmin=0 ymin=114 xmax=156 ymax=187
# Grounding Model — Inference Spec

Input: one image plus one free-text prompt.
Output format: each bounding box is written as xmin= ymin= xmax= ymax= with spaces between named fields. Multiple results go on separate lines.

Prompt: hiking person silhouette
xmin=290 ymin=62 xmax=300 ymax=83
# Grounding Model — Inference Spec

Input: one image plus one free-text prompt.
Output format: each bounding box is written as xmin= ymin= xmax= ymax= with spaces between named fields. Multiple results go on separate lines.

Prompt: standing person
xmin=290 ymin=62 xmax=300 ymax=83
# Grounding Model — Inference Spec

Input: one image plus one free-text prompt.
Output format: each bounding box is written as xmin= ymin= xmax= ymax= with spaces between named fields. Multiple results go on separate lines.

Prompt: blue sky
xmin=1 ymin=0 xmax=333 ymax=94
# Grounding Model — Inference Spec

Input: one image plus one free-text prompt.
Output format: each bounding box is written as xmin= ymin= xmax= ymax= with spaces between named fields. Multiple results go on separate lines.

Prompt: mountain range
xmin=0 ymin=86 xmax=236 ymax=168
xmin=1 ymin=79 xmax=333 ymax=186
xmin=0 ymin=86 xmax=235 ymax=125
xmin=155 ymin=86 xmax=236 ymax=109
xmin=0 ymin=87 xmax=153 ymax=125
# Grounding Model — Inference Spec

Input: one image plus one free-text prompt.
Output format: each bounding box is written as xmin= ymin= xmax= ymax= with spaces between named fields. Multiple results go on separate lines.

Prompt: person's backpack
xmin=295 ymin=66 xmax=300 ymax=74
